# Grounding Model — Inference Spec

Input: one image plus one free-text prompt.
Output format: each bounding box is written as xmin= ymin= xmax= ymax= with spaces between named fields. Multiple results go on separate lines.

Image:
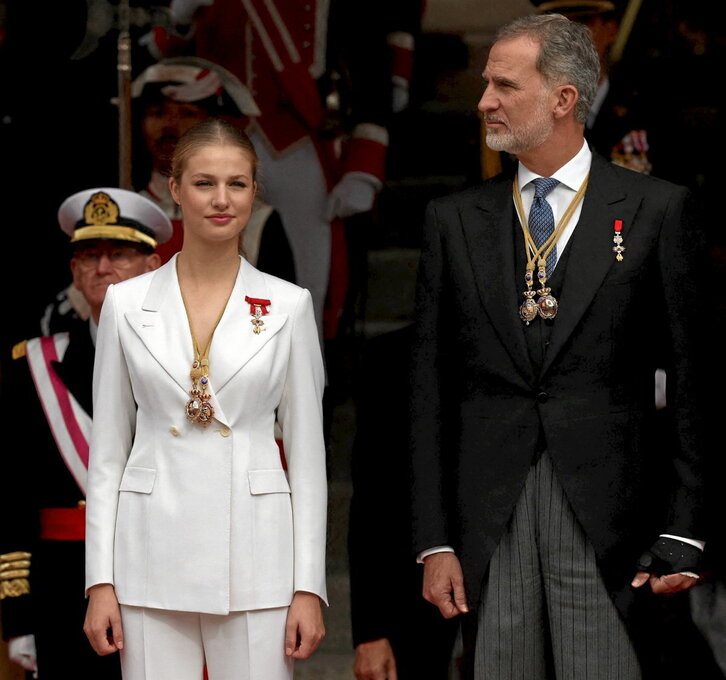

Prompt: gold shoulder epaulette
xmin=0 ymin=551 xmax=31 ymax=600
xmin=12 ymin=340 xmax=27 ymax=360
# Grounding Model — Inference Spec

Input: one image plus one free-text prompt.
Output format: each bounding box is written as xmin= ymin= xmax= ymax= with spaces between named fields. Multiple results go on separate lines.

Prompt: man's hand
xmin=83 ymin=583 xmax=123 ymax=655
xmin=284 ymin=591 xmax=325 ymax=660
xmin=422 ymin=552 xmax=469 ymax=619
xmin=354 ymin=638 xmax=398 ymax=680
xmin=632 ymin=536 xmax=703 ymax=594
xmin=631 ymin=571 xmax=700 ymax=594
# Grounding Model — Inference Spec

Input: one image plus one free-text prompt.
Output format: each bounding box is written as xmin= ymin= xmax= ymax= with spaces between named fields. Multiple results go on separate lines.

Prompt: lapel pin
xmin=244 ymin=296 xmax=271 ymax=334
xmin=612 ymin=219 xmax=625 ymax=261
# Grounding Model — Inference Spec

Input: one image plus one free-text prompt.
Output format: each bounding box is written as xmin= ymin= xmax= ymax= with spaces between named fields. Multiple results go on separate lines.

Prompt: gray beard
xmin=484 ymin=105 xmax=554 ymax=155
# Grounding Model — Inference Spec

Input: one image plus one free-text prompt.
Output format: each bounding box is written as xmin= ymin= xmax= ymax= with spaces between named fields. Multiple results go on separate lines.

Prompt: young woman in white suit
xmin=83 ymin=117 xmax=328 ymax=680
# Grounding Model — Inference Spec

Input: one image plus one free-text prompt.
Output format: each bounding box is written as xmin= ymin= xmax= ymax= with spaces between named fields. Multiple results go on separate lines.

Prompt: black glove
xmin=636 ymin=536 xmax=702 ymax=576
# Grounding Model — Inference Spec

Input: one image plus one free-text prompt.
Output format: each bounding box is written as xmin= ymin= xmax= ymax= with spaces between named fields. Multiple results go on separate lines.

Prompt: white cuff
xmin=416 ymin=545 xmax=455 ymax=564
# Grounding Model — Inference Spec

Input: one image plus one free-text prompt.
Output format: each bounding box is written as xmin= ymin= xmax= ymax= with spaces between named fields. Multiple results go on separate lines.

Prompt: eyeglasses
xmin=73 ymin=246 xmax=144 ymax=270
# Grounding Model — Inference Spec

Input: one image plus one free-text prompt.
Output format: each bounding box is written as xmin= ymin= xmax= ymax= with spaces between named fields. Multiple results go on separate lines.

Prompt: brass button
xmin=220 ymin=426 xmax=231 ymax=437
xmin=77 ymin=500 xmax=86 ymax=508
xmin=170 ymin=426 xmax=180 ymax=436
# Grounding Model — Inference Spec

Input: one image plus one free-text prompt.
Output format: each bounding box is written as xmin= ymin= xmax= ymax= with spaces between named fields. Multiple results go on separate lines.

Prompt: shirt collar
xmin=517 ymin=139 xmax=592 ymax=193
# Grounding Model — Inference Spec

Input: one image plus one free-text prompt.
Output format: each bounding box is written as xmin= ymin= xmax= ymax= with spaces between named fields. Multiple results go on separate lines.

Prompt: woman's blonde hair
xmin=170 ymin=117 xmax=258 ymax=184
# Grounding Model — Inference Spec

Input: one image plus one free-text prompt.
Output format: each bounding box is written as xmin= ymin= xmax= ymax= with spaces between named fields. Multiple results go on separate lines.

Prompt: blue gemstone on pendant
xmin=201 ymin=377 xmax=208 ymax=385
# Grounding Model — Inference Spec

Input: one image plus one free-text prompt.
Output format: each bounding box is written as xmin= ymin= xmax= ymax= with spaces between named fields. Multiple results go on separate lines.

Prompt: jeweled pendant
xmin=186 ymin=390 xmax=215 ymax=426
xmin=537 ymin=292 xmax=558 ymax=319
xmin=520 ymin=291 xmax=538 ymax=325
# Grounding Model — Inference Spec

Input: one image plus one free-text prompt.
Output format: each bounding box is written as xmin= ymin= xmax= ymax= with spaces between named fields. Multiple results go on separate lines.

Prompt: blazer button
xmin=536 ymin=391 xmax=549 ymax=404
xmin=170 ymin=426 xmax=180 ymax=436
xmin=220 ymin=426 xmax=231 ymax=437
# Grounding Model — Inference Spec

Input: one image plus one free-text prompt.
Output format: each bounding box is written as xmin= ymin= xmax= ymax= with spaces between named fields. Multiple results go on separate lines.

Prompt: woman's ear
xmin=169 ymin=176 xmax=181 ymax=205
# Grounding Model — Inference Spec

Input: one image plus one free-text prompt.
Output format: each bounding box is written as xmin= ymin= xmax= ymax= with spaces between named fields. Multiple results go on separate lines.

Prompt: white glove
xmin=392 ymin=75 xmax=410 ymax=114
xmin=169 ymin=0 xmax=214 ymax=25
xmin=326 ymin=172 xmax=382 ymax=220
xmin=8 ymin=635 xmax=38 ymax=675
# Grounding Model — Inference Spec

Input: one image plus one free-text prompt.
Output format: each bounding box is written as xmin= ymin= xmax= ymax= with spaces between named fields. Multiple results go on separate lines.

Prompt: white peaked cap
xmin=58 ymin=187 xmax=173 ymax=248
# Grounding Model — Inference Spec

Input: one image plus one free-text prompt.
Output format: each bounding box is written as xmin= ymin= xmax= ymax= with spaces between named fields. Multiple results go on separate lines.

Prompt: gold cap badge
xmin=84 ymin=192 xmax=121 ymax=227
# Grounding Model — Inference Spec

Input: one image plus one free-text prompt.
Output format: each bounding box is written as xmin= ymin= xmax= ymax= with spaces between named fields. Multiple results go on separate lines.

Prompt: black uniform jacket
xmin=0 ymin=320 xmax=93 ymax=639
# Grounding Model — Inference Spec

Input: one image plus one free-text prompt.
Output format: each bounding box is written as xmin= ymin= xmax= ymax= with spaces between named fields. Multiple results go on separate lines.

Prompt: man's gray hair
xmin=495 ymin=13 xmax=600 ymax=124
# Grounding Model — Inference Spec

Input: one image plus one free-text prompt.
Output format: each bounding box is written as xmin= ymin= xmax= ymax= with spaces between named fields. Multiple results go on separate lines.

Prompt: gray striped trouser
xmin=474 ymin=452 xmax=642 ymax=680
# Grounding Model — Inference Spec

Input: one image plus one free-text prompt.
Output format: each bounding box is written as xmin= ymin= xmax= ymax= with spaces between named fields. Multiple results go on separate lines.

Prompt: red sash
xmin=26 ymin=334 xmax=90 ymax=494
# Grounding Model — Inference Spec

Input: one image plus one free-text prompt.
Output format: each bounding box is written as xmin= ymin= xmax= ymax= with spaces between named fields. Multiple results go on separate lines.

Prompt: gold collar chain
xmin=512 ymin=173 xmax=589 ymax=324
xmin=180 ymin=292 xmax=228 ymax=428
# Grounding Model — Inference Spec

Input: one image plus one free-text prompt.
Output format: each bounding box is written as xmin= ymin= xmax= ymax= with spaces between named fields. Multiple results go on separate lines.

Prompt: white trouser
xmin=119 ymin=605 xmax=293 ymax=680
xmin=247 ymin=127 xmax=331 ymax=345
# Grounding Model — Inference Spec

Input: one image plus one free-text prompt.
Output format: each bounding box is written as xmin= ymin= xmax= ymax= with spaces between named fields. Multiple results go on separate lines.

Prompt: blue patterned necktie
xmin=528 ymin=177 xmax=560 ymax=279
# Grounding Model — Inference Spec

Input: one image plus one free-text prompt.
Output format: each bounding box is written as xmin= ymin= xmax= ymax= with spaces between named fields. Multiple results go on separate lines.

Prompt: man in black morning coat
xmin=409 ymin=13 xmax=713 ymax=679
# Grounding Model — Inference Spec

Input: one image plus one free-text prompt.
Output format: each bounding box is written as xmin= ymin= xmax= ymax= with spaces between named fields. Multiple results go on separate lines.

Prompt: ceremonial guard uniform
xmin=147 ymin=0 xmax=414 ymax=340
xmin=0 ymin=188 xmax=171 ymax=678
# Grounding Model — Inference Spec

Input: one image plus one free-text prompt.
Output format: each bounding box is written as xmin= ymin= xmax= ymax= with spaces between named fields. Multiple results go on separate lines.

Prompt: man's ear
xmin=553 ymin=84 xmax=579 ymax=119
xmin=70 ymin=257 xmax=82 ymax=289
xmin=146 ymin=252 xmax=162 ymax=272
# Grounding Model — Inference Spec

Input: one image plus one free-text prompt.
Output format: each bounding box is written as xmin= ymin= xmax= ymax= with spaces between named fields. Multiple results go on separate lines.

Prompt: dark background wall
xmin=1 ymin=0 xmax=724 ymax=349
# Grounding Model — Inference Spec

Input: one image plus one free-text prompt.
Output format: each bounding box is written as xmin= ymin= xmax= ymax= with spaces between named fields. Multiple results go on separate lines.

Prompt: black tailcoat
xmin=349 ymin=325 xmax=459 ymax=678
xmin=410 ymin=151 xmax=713 ymax=669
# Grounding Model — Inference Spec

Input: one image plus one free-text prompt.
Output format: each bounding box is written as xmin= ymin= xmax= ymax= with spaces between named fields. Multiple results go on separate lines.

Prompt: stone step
xmin=294 ymin=651 xmax=356 ymax=680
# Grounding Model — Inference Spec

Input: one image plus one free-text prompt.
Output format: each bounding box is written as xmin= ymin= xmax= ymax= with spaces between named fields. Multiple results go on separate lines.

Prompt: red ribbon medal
xmin=244 ymin=296 xmax=271 ymax=334
xmin=612 ymin=220 xmax=625 ymax=261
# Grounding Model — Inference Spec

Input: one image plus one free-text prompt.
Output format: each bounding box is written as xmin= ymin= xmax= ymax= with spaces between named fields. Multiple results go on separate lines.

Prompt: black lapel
xmin=460 ymin=174 xmax=535 ymax=387
xmin=51 ymin=323 xmax=95 ymax=416
xmin=539 ymin=154 xmax=643 ymax=378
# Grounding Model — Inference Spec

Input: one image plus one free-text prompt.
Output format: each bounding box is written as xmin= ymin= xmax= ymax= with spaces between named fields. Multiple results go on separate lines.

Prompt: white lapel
xmin=209 ymin=257 xmax=288 ymax=393
xmin=124 ymin=255 xmax=194 ymax=396
xmin=124 ymin=256 xmax=288 ymax=427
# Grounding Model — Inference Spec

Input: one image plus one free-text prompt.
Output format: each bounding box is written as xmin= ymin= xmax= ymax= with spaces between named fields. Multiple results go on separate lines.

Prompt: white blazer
xmin=85 ymin=255 xmax=328 ymax=614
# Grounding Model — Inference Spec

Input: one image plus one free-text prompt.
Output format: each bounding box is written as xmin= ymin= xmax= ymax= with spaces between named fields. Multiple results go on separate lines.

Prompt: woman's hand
xmin=83 ymin=583 xmax=124 ymax=655
xmin=284 ymin=590 xmax=325 ymax=659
